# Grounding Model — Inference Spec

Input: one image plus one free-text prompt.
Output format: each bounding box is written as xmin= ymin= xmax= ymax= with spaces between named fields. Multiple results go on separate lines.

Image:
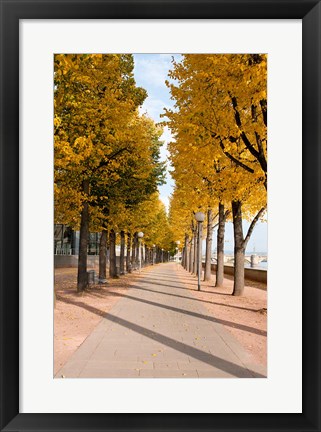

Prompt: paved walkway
xmin=57 ymin=263 xmax=266 ymax=378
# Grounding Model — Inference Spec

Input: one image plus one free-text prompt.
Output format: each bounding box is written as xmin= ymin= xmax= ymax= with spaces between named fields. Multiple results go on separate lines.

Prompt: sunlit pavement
xmin=56 ymin=263 xmax=266 ymax=378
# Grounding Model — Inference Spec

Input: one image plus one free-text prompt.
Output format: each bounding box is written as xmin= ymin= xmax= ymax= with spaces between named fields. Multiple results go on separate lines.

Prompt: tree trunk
xmin=185 ymin=235 xmax=190 ymax=271
xmin=126 ymin=232 xmax=132 ymax=273
xmin=193 ymin=230 xmax=197 ymax=274
xmin=189 ymin=236 xmax=194 ymax=272
xmin=77 ymin=179 xmax=89 ymax=292
xmin=132 ymin=232 xmax=137 ymax=269
xmin=232 ymin=200 xmax=245 ymax=296
xmin=99 ymin=228 xmax=108 ymax=283
xmin=106 ymin=237 xmax=110 ymax=269
xmin=109 ymin=229 xmax=117 ymax=278
xmin=136 ymin=238 xmax=140 ymax=268
xmin=216 ymin=203 xmax=226 ymax=287
xmin=120 ymin=230 xmax=125 ymax=275
xmin=145 ymin=245 xmax=148 ymax=265
xmin=204 ymin=209 xmax=213 ymax=281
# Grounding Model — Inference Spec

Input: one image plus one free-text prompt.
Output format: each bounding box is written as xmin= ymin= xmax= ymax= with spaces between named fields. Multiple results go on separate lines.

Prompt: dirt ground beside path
xmin=54 ymin=268 xmax=135 ymax=375
xmin=54 ymin=265 xmax=267 ymax=375
xmin=182 ymin=269 xmax=267 ymax=368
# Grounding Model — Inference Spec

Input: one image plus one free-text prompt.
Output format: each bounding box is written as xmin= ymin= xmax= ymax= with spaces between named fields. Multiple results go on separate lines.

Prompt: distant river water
xmin=245 ymin=261 xmax=267 ymax=270
xmin=203 ymin=260 xmax=268 ymax=270
xmin=204 ymin=251 xmax=268 ymax=270
xmin=227 ymin=250 xmax=267 ymax=270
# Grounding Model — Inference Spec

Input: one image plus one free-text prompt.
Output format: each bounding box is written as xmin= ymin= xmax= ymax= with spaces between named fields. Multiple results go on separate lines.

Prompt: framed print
xmin=0 ymin=0 xmax=320 ymax=431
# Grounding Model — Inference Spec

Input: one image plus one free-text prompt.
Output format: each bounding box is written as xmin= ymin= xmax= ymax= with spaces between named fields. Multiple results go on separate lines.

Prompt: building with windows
xmin=54 ymin=224 xmax=101 ymax=268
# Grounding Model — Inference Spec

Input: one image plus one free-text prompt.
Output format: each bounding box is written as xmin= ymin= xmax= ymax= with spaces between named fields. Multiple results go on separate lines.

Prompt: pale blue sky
xmin=133 ymin=54 xmax=267 ymax=253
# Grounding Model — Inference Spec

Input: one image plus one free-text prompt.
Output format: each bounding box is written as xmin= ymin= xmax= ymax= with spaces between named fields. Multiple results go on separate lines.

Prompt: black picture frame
xmin=0 ymin=1 xmax=320 ymax=431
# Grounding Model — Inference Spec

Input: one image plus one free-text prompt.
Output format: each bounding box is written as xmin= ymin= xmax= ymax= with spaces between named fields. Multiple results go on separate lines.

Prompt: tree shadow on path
xmin=105 ymin=288 xmax=267 ymax=337
xmin=59 ymin=296 xmax=266 ymax=378
xmin=127 ymin=284 xmax=260 ymax=314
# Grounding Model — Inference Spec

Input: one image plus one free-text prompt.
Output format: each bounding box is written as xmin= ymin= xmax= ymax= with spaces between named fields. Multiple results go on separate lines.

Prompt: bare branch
xmin=244 ymin=206 xmax=266 ymax=247
xmin=223 ymin=209 xmax=231 ymax=222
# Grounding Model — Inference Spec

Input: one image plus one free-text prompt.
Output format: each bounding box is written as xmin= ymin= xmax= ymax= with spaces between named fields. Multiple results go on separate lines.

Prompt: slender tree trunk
xmin=132 ymin=232 xmax=137 ymax=269
xmin=120 ymin=230 xmax=125 ymax=275
xmin=216 ymin=203 xmax=226 ymax=287
xmin=185 ymin=235 xmax=190 ymax=271
xmin=126 ymin=232 xmax=132 ymax=273
xmin=99 ymin=228 xmax=108 ymax=283
xmin=232 ymin=202 xmax=266 ymax=296
xmin=77 ymin=179 xmax=89 ymax=292
xmin=189 ymin=236 xmax=194 ymax=272
xmin=193 ymin=230 xmax=197 ymax=274
xmin=232 ymin=200 xmax=245 ymax=296
xmin=136 ymin=236 xmax=142 ymax=268
xmin=106 ymin=240 xmax=110 ymax=270
xmin=188 ymin=235 xmax=194 ymax=273
xmin=204 ymin=208 xmax=213 ymax=281
xmin=145 ymin=245 xmax=148 ymax=265
xmin=109 ymin=229 xmax=117 ymax=278
xmin=183 ymin=235 xmax=187 ymax=269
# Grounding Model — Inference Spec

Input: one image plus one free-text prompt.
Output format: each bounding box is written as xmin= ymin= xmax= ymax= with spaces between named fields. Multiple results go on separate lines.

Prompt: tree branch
xmin=244 ymin=206 xmax=266 ymax=247
xmin=223 ymin=209 xmax=231 ymax=222
xmin=260 ymin=99 xmax=267 ymax=127
xmin=240 ymin=131 xmax=260 ymax=159
xmin=230 ymin=95 xmax=242 ymax=127
xmin=255 ymin=132 xmax=264 ymax=156
xmin=93 ymin=147 xmax=130 ymax=173
xmin=254 ymin=132 xmax=267 ymax=174
xmin=212 ymin=211 xmax=219 ymax=222
xmin=209 ymin=211 xmax=220 ymax=230
xmin=219 ymin=139 xmax=254 ymax=174
xmin=230 ymin=93 xmax=262 ymax=161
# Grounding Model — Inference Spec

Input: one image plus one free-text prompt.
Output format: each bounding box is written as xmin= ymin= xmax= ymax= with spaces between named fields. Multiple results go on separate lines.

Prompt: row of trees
xmin=54 ymin=54 xmax=174 ymax=291
xmin=165 ymin=54 xmax=267 ymax=296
